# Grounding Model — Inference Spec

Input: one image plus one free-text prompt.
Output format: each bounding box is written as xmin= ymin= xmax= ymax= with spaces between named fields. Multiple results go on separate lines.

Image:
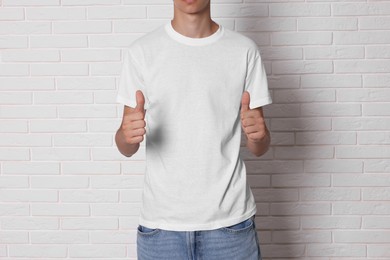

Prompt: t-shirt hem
xmin=250 ymin=96 xmax=273 ymax=109
xmin=138 ymin=206 xmax=257 ymax=232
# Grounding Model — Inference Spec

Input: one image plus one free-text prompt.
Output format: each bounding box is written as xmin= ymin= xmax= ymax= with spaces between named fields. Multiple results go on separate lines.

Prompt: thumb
xmin=135 ymin=90 xmax=145 ymax=113
xmin=241 ymin=91 xmax=250 ymax=112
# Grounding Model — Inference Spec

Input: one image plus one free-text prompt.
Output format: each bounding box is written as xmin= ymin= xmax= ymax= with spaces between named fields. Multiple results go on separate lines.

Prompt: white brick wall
xmin=0 ymin=0 xmax=389 ymax=259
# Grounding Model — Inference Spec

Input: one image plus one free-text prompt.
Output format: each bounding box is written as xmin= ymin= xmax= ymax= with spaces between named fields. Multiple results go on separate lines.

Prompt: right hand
xmin=120 ymin=90 xmax=146 ymax=145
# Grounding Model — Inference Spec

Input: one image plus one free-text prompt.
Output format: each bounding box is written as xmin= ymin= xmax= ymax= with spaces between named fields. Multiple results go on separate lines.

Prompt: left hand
xmin=240 ymin=91 xmax=268 ymax=143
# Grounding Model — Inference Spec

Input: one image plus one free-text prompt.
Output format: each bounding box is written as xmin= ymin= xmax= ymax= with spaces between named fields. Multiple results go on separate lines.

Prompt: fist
xmin=240 ymin=91 xmax=267 ymax=143
xmin=120 ymin=90 xmax=146 ymax=144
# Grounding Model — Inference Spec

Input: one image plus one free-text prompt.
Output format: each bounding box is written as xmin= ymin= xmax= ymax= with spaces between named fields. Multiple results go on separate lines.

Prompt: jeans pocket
xmin=137 ymin=224 xmax=160 ymax=237
xmin=221 ymin=216 xmax=254 ymax=233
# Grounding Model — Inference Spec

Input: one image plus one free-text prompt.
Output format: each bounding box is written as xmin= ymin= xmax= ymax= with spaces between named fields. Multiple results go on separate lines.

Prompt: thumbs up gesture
xmin=240 ymin=91 xmax=268 ymax=143
xmin=120 ymin=90 xmax=146 ymax=145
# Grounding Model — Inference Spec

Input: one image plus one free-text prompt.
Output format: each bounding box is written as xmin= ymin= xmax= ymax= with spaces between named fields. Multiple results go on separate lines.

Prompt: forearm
xmin=115 ymin=127 xmax=140 ymax=157
xmin=246 ymin=128 xmax=270 ymax=157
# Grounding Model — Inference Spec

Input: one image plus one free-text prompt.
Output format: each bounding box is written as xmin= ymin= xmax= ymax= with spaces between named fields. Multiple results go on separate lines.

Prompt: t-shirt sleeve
xmin=116 ymin=48 xmax=148 ymax=109
xmin=244 ymin=49 xmax=272 ymax=109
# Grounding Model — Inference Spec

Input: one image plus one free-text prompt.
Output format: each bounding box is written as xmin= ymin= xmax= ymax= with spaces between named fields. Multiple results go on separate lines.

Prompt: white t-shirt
xmin=116 ymin=21 xmax=272 ymax=231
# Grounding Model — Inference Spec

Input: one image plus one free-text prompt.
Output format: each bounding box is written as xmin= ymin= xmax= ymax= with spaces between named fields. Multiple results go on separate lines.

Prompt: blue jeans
xmin=137 ymin=215 xmax=261 ymax=260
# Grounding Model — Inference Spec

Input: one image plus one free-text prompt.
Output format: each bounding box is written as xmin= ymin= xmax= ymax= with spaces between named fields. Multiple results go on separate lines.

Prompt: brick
xmin=268 ymin=76 xmax=300 ymax=89
xmin=0 ymin=64 xmax=29 ymax=76
xmin=62 ymin=0 xmax=121 ymax=5
xmin=89 ymin=34 xmax=138 ymax=48
xmin=0 ymin=134 xmax=51 ymax=146
xmin=333 ymin=3 xmax=390 ymax=16
xmin=334 ymin=231 xmax=390 ymax=243
xmin=270 ymin=202 xmax=331 ymax=215
xmin=94 ymin=90 xmax=117 ymax=104
xmin=0 ymin=120 xmax=28 ymax=133
xmin=252 ymin=189 xmax=299 ymax=202
xmin=334 ymin=202 xmax=390 ymax=214
xmin=0 ymin=190 xmax=57 ymax=202
xmin=307 ymin=244 xmax=366 ymax=257
xmin=336 ymin=146 xmax=390 ymax=159
xmin=305 ymin=46 xmax=364 ymax=59
xmin=0 ymin=8 xmax=24 ymax=20
xmin=26 ymin=7 xmax=85 ymax=20
xmin=272 ymin=61 xmax=333 ymax=74
xmin=305 ymin=159 xmax=363 ymax=173
xmin=270 ymin=3 xmax=330 ymax=16
xmin=61 ymin=162 xmax=120 ymax=175
xmin=298 ymin=17 xmax=357 ymax=31
xmin=88 ymin=119 xmax=120 ymax=132
xmin=91 ymin=203 xmax=140 ymax=216
xmin=56 ymin=77 xmax=115 ymax=90
xmin=4 ymin=0 xmax=59 ymax=6
xmin=68 ymin=245 xmax=126 ymax=258
xmin=296 ymin=132 xmax=356 ymax=145
xmin=91 ymin=176 xmax=144 ymax=189
xmin=31 ymin=203 xmax=89 ymax=216
xmin=8 ymin=245 xmax=67 ymax=258
xmin=359 ymin=132 xmax=390 ymax=145
xmin=261 ymin=245 xmax=305 ymax=258
xmin=60 ymin=190 xmax=118 ymax=202
xmin=360 ymin=17 xmax=390 ymax=30
xmin=87 ymin=6 xmax=146 ymax=19
xmin=363 ymin=103 xmax=390 ymax=116
xmin=0 ymin=36 xmax=27 ymax=48
xmin=0 ymin=204 xmax=29 ymax=216
xmin=363 ymin=216 xmax=390 ymax=229
xmin=269 ymin=132 xmax=294 ymax=145
xmin=271 ymin=118 xmax=331 ymax=131
xmin=301 ymin=188 xmax=360 ymax=201
xmin=275 ymin=146 xmax=334 ymax=159
xmin=0 ymin=148 xmax=29 ymax=161
xmin=273 ymin=231 xmax=331 ymax=243
xmin=58 ymin=105 xmax=117 ymax=118
xmin=211 ymin=4 xmax=268 ymax=18
xmin=121 ymin=190 xmax=143 ymax=202
xmin=274 ymin=89 xmax=335 ymax=103
xmin=90 ymin=62 xmax=122 ymax=76
xmin=0 ymin=92 xmax=32 ymax=105
xmin=333 ymin=118 xmax=390 ymax=131
xmin=30 ymin=35 xmax=87 ymax=48
xmin=0 ymin=78 xmax=55 ymax=90
xmin=52 ymin=133 xmax=112 ymax=147
xmin=338 ymin=88 xmax=390 ymax=102
xmin=365 ymin=159 xmax=390 ymax=173
xmin=114 ymin=19 xmax=164 ymax=33
xmin=263 ymin=104 xmax=300 ymax=117
xmin=236 ymin=18 xmax=296 ymax=32
xmin=34 ymin=91 xmax=93 ymax=104
xmin=1 ymin=217 xmax=58 ymax=230
xmin=301 ymin=75 xmax=362 ymax=88
xmin=272 ymin=32 xmax=332 ymax=45
xmin=255 ymin=217 xmax=300 ymax=230
xmin=364 ymin=74 xmax=390 ymax=87
xmin=31 ymin=176 xmax=89 ymax=189
xmin=31 ymin=148 xmax=90 ymax=161
xmin=366 ymin=45 xmax=390 ymax=59
xmin=31 ymin=231 xmax=89 ymax=243
xmin=0 ymin=21 xmax=51 ymax=34
xmin=368 ymin=245 xmax=390 ymax=257
xmin=302 ymin=103 xmax=361 ymax=117
xmin=2 ymin=50 xmax=60 ymax=62
xmin=334 ymin=174 xmax=390 ymax=187
xmin=246 ymin=160 xmax=303 ymax=174
xmin=259 ymin=47 xmax=303 ymax=60
xmin=335 ymin=60 xmax=390 ymax=73
xmin=53 ymin=21 xmax=111 ymax=34
xmin=31 ymin=64 xmax=89 ymax=76
xmin=121 ymin=161 xmax=147 ymax=175
xmin=272 ymin=174 xmax=330 ymax=187
xmin=302 ymin=216 xmax=361 ymax=229
xmin=61 ymin=217 xmax=118 ymax=230
xmin=334 ymin=31 xmax=390 ymax=45
xmin=30 ymin=119 xmax=86 ymax=133
xmin=0 ymin=106 xmax=57 ymax=119
xmin=61 ymin=49 xmax=120 ymax=62
xmin=363 ymin=188 xmax=390 ymax=200
xmin=0 ymin=176 xmax=29 ymax=188
xmin=90 ymin=230 xmax=136 ymax=244
xmin=2 ymin=162 xmax=60 ymax=175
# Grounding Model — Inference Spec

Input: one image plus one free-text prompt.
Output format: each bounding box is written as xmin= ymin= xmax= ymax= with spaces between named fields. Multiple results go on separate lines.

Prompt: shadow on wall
xmin=237 ymin=15 xmax=332 ymax=259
